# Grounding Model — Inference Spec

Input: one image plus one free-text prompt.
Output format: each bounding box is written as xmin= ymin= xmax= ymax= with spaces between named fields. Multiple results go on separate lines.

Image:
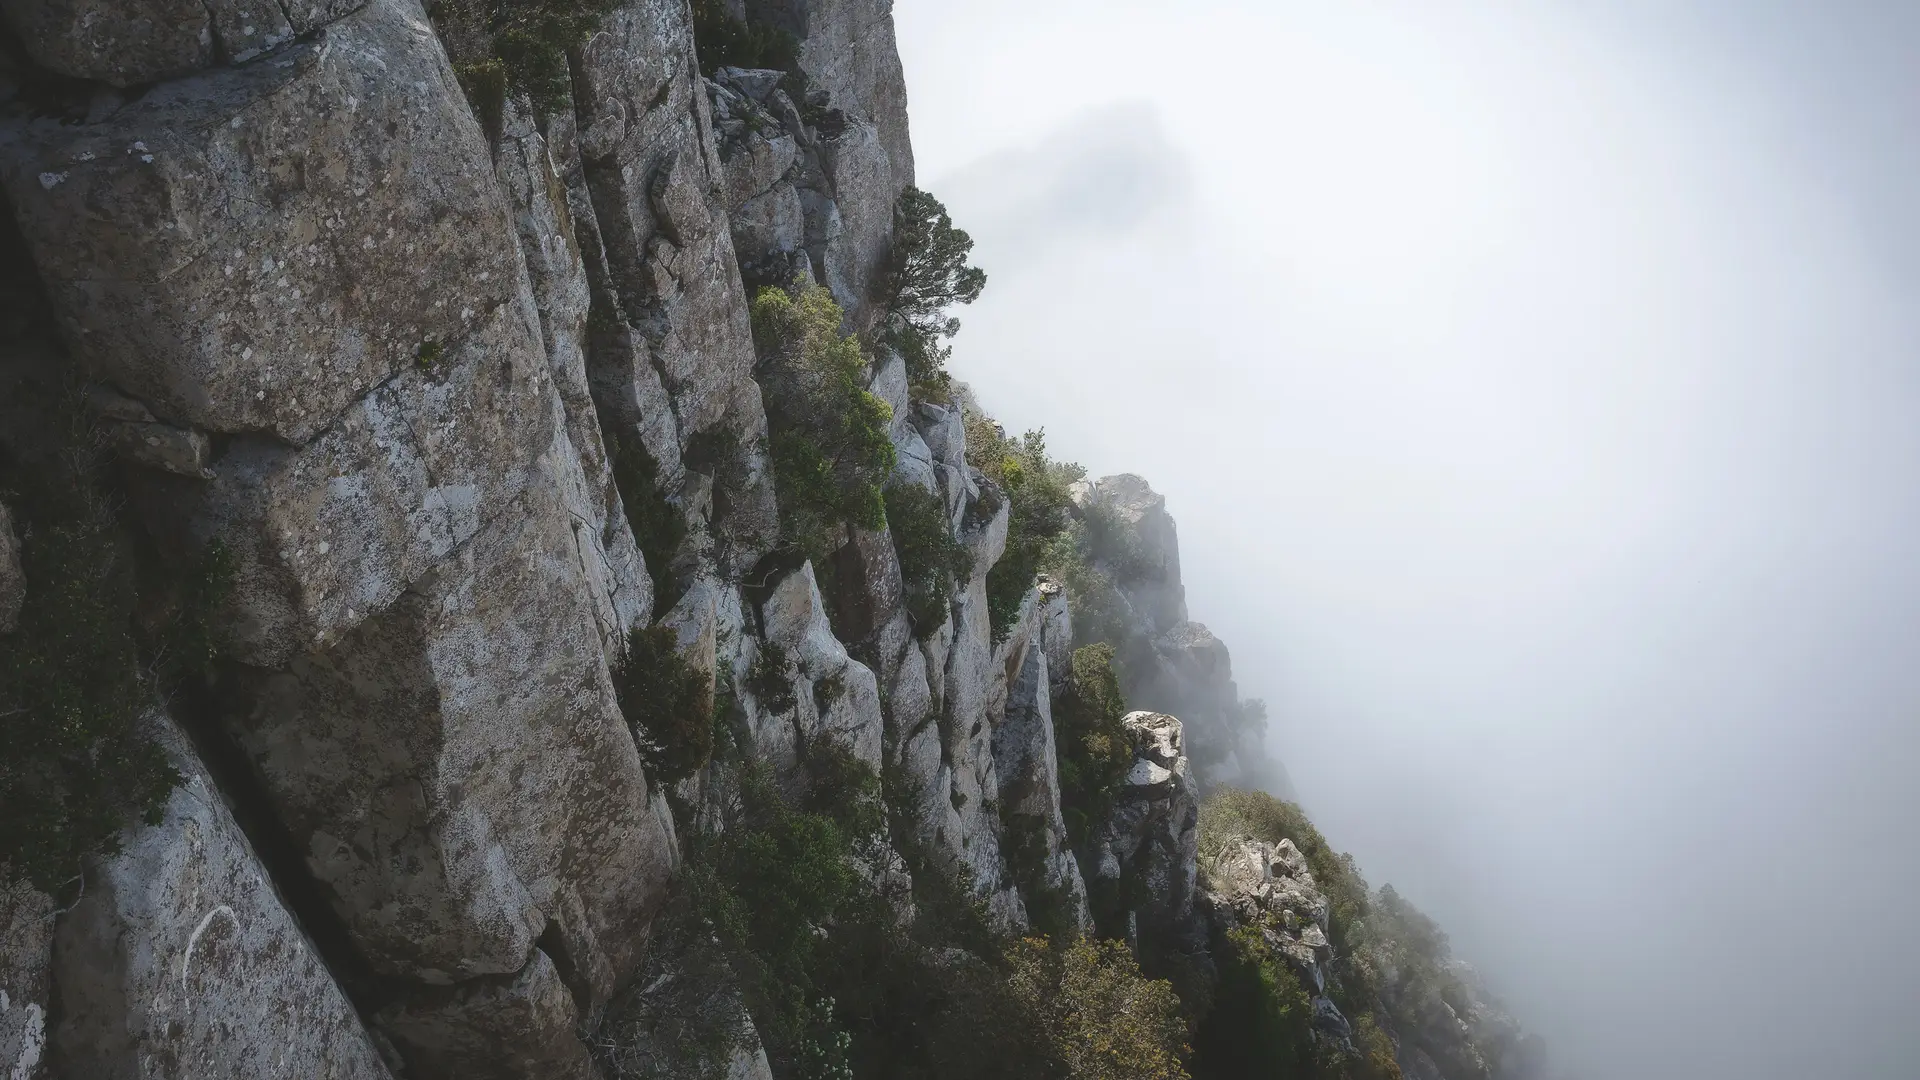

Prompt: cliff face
xmin=0 ymin=3 xmax=1530 ymax=1078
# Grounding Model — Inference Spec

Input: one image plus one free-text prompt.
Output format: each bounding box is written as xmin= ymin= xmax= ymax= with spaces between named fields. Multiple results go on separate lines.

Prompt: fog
xmin=893 ymin=3 xmax=1920 ymax=1078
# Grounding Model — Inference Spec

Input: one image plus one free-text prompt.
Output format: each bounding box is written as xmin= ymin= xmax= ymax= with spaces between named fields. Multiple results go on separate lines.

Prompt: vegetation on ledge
xmin=878 ymin=187 xmax=988 ymax=400
xmin=884 ymin=482 xmax=972 ymax=638
xmin=753 ymin=280 xmax=896 ymax=565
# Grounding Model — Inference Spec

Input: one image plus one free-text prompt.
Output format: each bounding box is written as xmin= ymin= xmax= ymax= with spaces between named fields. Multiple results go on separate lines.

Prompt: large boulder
xmin=753 ymin=560 xmax=886 ymax=773
xmin=46 ymin=711 xmax=394 ymax=1079
xmin=0 ymin=0 xmax=521 ymax=446
xmin=214 ymin=476 xmax=675 ymax=1008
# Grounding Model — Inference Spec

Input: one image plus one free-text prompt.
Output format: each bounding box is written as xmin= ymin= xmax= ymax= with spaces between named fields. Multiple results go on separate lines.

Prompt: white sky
xmin=895 ymin=3 xmax=1920 ymax=1078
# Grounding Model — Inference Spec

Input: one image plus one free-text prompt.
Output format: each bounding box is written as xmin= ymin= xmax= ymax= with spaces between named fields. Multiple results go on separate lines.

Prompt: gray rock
xmin=992 ymin=622 xmax=1090 ymax=935
xmin=1091 ymin=712 xmax=1200 ymax=936
xmin=1204 ymin=832 xmax=1352 ymax=1045
xmin=377 ymin=949 xmax=596 ymax=1080
xmin=107 ymin=419 xmax=213 ymax=478
xmin=216 ymin=476 xmax=674 ymax=1006
xmin=757 ymin=561 xmax=885 ymax=771
xmin=0 ymin=882 xmax=51 ymax=1080
xmin=870 ymin=352 xmax=911 ymax=440
xmin=813 ymin=115 xmax=899 ymax=325
xmin=48 ymin=710 xmax=393 ymax=1079
xmin=1082 ymin=474 xmax=1187 ymax=632
xmin=719 ymin=126 xmax=799 ymax=210
xmin=0 ymin=0 xmax=523 ymax=446
xmin=181 ymin=297 xmax=556 ymax=668
xmin=731 ymin=184 xmax=807 ymax=271
xmin=715 ymin=67 xmax=787 ymax=104
xmin=494 ymin=93 xmax=653 ymax=649
xmin=0 ymin=501 xmax=19 ymax=634
xmin=573 ymin=2 xmax=759 ymax=443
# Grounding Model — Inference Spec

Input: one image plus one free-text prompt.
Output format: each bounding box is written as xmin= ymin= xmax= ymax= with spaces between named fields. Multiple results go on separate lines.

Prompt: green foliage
xmin=996 ymin=812 xmax=1078 ymax=944
xmin=661 ymin=739 xmax=1194 ymax=1080
xmin=428 ymin=0 xmax=620 ymax=122
xmin=1192 ymin=789 xmax=1412 ymax=1080
xmin=612 ymin=624 xmax=714 ymax=786
xmin=749 ymin=640 xmax=797 ymax=714
xmin=1198 ymin=788 xmax=1371 ymax=956
xmin=1053 ymin=644 xmax=1132 ymax=852
xmin=1003 ymin=937 xmax=1192 ymax=1080
xmin=878 ymin=188 xmax=987 ymax=397
xmin=883 ymin=483 xmax=971 ymax=638
xmin=753 ymin=281 xmax=896 ymax=564
xmin=1197 ymin=924 xmax=1319 ymax=1074
xmin=963 ymin=418 xmax=1082 ymax=642
xmin=690 ymin=0 xmax=803 ymax=79
xmin=0 ymin=406 xmax=182 ymax=892
xmin=608 ymin=430 xmax=688 ymax=610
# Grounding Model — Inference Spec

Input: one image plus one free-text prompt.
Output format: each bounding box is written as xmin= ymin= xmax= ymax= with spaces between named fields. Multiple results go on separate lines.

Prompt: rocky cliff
xmin=0 ymin=3 xmax=1535 ymax=1078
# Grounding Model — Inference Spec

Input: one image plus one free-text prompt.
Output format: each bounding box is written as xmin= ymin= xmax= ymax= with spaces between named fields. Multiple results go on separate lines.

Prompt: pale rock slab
xmin=47 ymin=712 xmax=393 ymax=1080
xmin=216 ymin=476 xmax=673 ymax=1007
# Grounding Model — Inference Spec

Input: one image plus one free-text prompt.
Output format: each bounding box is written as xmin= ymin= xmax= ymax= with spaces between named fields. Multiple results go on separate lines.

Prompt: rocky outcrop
xmin=1071 ymin=474 xmax=1294 ymax=796
xmin=1085 ymin=711 xmax=1200 ymax=946
xmin=1205 ymin=834 xmax=1351 ymax=1041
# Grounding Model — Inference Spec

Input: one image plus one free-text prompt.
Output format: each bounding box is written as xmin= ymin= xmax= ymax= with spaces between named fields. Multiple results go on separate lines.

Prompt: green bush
xmin=877 ymin=188 xmax=987 ymax=398
xmin=1053 ymin=644 xmax=1133 ymax=852
xmin=1198 ymin=788 xmax=1371 ymax=956
xmin=753 ymin=281 xmax=896 ymax=564
xmin=1192 ymin=788 xmax=1414 ymax=1080
xmin=0 ymin=401 xmax=192 ymax=892
xmin=1196 ymin=924 xmax=1319 ymax=1075
xmin=883 ymin=483 xmax=971 ymax=638
xmin=608 ymin=430 xmax=689 ymax=611
xmin=428 ymin=0 xmax=621 ymax=127
xmin=748 ymin=640 xmax=798 ymax=714
xmin=612 ymin=624 xmax=714 ymax=786
xmin=962 ymin=419 xmax=1082 ymax=642
xmin=1004 ymin=936 xmax=1192 ymax=1080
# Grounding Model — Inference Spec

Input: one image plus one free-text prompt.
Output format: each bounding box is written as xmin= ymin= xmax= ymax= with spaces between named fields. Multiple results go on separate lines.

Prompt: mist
xmin=893 ymin=3 xmax=1920 ymax=1078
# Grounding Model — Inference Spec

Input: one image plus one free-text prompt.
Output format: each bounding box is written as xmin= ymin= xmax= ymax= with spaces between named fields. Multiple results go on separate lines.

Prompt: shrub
xmin=428 ymin=0 xmax=621 ymax=127
xmin=748 ymin=640 xmax=797 ymax=714
xmin=877 ymin=188 xmax=987 ymax=397
xmin=0 ymin=401 xmax=180 ymax=892
xmin=883 ymin=483 xmax=971 ymax=638
xmin=1197 ymin=788 xmax=1372 ymax=957
xmin=608 ymin=430 xmax=688 ymax=611
xmin=1053 ymin=644 xmax=1133 ymax=852
xmin=752 ymin=281 xmax=896 ymax=564
xmin=612 ymin=624 xmax=714 ymax=786
xmin=1004 ymin=936 xmax=1192 ymax=1080
xmin=1196 ymin=924 xmax=1318 ymax=1075
xmin=963 ymin=420 xmax=1081 ymax=642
